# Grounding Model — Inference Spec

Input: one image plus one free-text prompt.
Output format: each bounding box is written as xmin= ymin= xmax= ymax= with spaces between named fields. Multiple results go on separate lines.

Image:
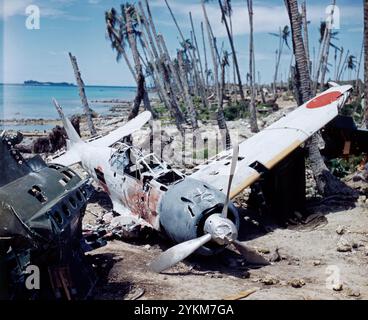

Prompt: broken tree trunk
xmin=201 ymin=21 xmax=209 ymax=90
xmin=247 ymin=0 xmax=259 ymax=133
xmin=68 ymin=52 xmax=96 ymax=136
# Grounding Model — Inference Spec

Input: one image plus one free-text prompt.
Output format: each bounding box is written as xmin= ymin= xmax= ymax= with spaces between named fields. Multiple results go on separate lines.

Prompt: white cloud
xmin=0 ymin=0 xmax=86 ymax=20
xmin=151 ymin=1 xmax=362 ymax=38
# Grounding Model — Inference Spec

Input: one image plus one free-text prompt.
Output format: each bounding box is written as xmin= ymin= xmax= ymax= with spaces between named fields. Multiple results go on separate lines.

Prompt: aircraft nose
xmin=159 ymin=178 xmax=239 ymax=255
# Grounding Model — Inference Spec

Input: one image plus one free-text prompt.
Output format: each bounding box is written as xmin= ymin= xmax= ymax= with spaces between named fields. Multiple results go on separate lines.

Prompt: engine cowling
xmin=159 ymin=178 xmax=239 ymax=255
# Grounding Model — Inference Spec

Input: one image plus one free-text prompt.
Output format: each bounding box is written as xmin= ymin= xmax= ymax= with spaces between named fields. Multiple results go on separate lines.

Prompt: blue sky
xmin=0 ymin=0 xmax=364 ymax=86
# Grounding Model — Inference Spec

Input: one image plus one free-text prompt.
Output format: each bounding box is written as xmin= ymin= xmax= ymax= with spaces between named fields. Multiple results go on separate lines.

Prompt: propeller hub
xmin=204 ymin=214 xmax=238 ymax=246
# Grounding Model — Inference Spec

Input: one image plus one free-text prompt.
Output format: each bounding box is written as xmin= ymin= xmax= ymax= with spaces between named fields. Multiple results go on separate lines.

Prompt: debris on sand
xmin=261 ymin=276 xmax=279 ymax=285
xmin=83 ymin=212 xmax=142 ymax=249
xmin=336 ymin=225 xmax=346 ymax=235
xmin=269 ymin=248 xmax=282 ymax=262
xmin=345 ymin=287 xmax=360 ymax=297
xmin=332 ymin=283 xmax=343 ymax=292
xmin=289 ymin=279 xmax=306 ymax=288
xmin=312 ymin=260 xmax=322 ymax=266
xmin=257 ymin=248 xmax=271 ymax=254
xmin=336 ymin=243 xmax=352 ymax=253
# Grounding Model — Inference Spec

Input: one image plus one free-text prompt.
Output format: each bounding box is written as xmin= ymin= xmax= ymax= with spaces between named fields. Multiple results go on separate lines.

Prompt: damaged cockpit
xmin=110 ymin=142 xmax=184 ymax=188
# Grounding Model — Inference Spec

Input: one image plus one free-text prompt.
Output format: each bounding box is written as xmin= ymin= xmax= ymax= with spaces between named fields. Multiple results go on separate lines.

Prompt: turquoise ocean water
xmin=0 ymin=84 xmax=137 ymax=129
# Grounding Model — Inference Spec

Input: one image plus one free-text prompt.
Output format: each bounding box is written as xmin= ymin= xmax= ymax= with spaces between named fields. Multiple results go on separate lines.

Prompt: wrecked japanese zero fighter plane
xmin=51 ymin=84 xmax=353 ymax=273
xmin=0 ymin=131 xmax=96 ymax=299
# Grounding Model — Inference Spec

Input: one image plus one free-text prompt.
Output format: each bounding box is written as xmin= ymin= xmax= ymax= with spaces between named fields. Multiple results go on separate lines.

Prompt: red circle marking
xmin=306 ymin=91 xmax=341 ymax=109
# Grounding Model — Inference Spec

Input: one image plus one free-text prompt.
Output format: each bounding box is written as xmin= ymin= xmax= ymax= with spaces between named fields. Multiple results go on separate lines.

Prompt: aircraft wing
xmin=49 ymin=148 xmax=81 ymax=167
xmin=190 ymin=85 xmax=352 ymax=198
xmin=89 ymin=111 xmax=152 ymax=148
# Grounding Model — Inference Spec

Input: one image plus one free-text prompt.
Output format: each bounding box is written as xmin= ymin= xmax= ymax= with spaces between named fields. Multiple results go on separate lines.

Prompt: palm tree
xmin=270 ymin=25 xmax=290 ymax=95
xmin=105 ymin=5 xmax=153 ymax=119
xmin=346 ymin=55 xmax=357 ymax=80
xmin=246 ymin=0 xmax=259 ymax=133
xmin=215 ymin=0 xmax=246 ymax=105
xmin=365 ymin=0 xmax=368 ymax=128
xmin=105 ymin=8 xmax=136 ymax=80
xmin=285 ymin=0 xmax=356 ymax=198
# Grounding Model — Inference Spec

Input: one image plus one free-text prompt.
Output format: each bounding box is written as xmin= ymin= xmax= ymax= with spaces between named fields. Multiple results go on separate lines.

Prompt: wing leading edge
xmin=190 ymin=85 xmax=352 ymax=198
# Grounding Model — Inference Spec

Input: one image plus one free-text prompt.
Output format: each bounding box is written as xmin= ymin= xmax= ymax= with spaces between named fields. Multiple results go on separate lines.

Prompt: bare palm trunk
xmin=201 ymin=21 xmax=209 ymax=90
xmin=157 ymin=34 xmax=184 ymax=96
xmin=164 ymin=0 xmax=205 ymax=106
xmin=178 ymin=51 xmax=199 ymax=131
xmin=135 ymin=10 xmax=185 ymax=133
xmin=319 ymin=1 xmax=336 ymax=90
xmin=247 ymin=0 xmax=259 ymax=133
xmin=202 ymin=0 xmax=230 ymax=150
xmin=301 ymin=1 xmax=310 ymax=72
xmin=218 ymin=0 xmax=246 ymax=105
xmin=68 ymin=52 xmax=96 ymax=136
xmin=190 ymin=12 xmax=208 ymax=108
xmin=273 ymin=28 xmax=284 ymax=95
xmin=125 ymin=8 xmax=152 ymax=117
xmin=138 ymin=2 xmax=182 ymax=100
xmin=313 ymin=25 xmax=328 ymax=93
xmin=354 ymin=41 xmax=363 ymax=94
xmin=142 ymin=0 xmax=163 ymax=55
xmin=336 ymin=47 xmax=344 ymax=80
xmin=337 ymin=49 xmax=350 ymax=81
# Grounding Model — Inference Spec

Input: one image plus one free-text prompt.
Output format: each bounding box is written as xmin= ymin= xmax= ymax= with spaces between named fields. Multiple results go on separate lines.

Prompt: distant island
xmin=24 ymin=80 xmax=76 ymax=87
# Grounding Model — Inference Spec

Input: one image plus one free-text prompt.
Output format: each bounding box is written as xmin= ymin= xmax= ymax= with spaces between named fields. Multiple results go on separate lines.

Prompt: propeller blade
xmin=222 ymin=143 xmax=239 ymax=218
xmin=150 ymin=234 xmax=212 ymax=273
xmin=232 ymin=240 xmax=270 ymax=266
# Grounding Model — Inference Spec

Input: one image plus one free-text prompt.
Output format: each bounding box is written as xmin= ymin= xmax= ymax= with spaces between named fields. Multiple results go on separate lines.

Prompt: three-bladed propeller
xmin=149 ymin=143 xmax=269 ymax=273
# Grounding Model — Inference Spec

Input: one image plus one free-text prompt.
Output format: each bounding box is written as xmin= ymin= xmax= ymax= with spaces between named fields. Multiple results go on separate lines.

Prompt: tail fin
xmin=52 ymin=98 xmax=83 ymax=146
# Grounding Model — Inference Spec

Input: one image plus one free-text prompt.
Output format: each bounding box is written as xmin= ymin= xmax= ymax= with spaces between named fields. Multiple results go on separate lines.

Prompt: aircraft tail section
xmin=53 ymin=98 xmax=83 ymax=146
xmin=51 ymin=98 xmax=83 ymax=166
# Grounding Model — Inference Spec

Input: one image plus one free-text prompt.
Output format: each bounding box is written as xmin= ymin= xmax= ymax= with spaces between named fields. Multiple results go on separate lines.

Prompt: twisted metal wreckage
xmin=1 ymin=83 xmax=367 ymax=299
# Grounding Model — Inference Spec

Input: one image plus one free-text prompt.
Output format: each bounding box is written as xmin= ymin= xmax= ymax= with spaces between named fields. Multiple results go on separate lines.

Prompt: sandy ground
xmin=83 ymin=187 xmax=368 ymax=300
